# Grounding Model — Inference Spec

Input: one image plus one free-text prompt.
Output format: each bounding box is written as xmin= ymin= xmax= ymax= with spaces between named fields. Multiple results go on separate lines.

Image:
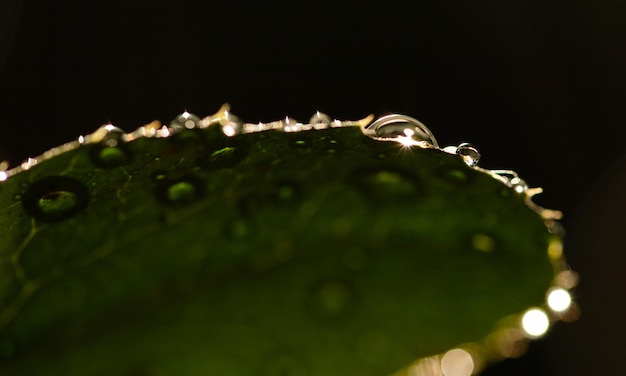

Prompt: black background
xmin=1 ymin=1 xmax=625 ymax=374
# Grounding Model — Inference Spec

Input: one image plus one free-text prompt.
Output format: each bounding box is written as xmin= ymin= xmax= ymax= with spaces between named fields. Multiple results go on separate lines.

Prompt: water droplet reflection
xmin=90 ymin=124 xmax=132 ymax=167
xmin=440 ymin=349 xmax=474 ymax=376
xmin=22 ymin=176 xmax=90 ymax=222
xmin=365 ymin=114 xmax=439 ymax=148
xmin=456 ymin=143 xmax=480 ymax=166
xmin=221 ymin=111 xmax=243 ymax=137
xmin=309 ymin=111 xmax=331 ymax=129
xmin=169 ymin=111 xmax=202 ymax=132
xmin=521 ymin=308 xmax=549 ymax=337
xmin=547 ymin=288 xmax=572 ymax=312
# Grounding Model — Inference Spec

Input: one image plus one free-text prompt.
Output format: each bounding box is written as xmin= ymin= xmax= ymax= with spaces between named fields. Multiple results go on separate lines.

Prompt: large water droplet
xmin=456 ymin=143 xmax=480 ymax=166
xmin=308 ymin=279 xmax=354 ymax=322
xmin=22 ymin=176 xmax=90 ymax=222
xmin=90 ymin=124 xmax=132 ymax=168
xmin=155 ymin=174 xmax=205 ymax=206
xmin=169 ymin=111 xmax=202 ymax=132
xmin=365 ymin=114 xmax=439 ymax=147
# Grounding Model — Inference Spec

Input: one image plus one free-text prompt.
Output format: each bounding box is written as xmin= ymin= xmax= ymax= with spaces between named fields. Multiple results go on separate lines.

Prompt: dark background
xmin=1 ymin=0 xmax=625 ymax=374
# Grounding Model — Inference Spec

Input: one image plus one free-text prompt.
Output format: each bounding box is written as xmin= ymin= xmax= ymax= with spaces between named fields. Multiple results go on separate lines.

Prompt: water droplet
xmin=308 ymin=279 xmax=354 ymax=322
xmin=456 ymin=143 xmax=480 ymax=166
xmin=22 ymin=176 xmax=90 ymax=222
xmin=521 ymin=308 xmax=550 ymax=337
xmin=90 ymin=124 xmax=132 ymax=168
xmin=169 ymin=111 xmax=202 ymax=132
xmin=491 ymin=170 xmax=528 ymax=194
xmin=310 ymin=111 xmax=331 ymax=129
xmin=221 ymin=112 xmax=243 ymax=137
xmin=155 ymin=174 xmax=205 ymax=206
xmin=440 ymin=349 xmax=475 ymax=376
xmin=365 ymin=114 xmax=439 ymax=147
xmin=282 ymin=116 xmax=301 ymax=132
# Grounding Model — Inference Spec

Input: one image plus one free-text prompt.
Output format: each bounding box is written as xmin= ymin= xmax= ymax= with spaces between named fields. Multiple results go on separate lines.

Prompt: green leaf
xmin=0 ymin=121 xmax=565 ymax=375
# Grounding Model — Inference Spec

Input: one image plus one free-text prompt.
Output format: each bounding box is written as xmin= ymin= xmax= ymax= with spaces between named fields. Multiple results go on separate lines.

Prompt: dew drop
xmin=310 ymin=111 xmax=331 ymax=129
xmin=456 ymin=143 xmax=480 ymax=166
xmin=155 ymin=174 xmax=205 ymax=206
xmin=169 ymin=111 xmax=202 ymax=132
xmin=221 ymin=112 xmax=243 ymax=137
xmin=365 ymin=114 xmax=439 ymax=147
xmin=90 ymin=124 xmax=132 ymax=168
xmin=22 ymin=176 xmax=90 ymax=222
xmin=282 ymin=116 xmax=301 ymax=132
xmin=308 ymin=279 xmax=354 ymax=322
xmin=521 ymin=308 xmax=550 ymax=337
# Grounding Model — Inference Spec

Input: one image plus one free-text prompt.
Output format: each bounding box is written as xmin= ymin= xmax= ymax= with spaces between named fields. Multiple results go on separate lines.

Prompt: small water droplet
xmin=22 ymin=176 xmax=90 ymax=222
xmin=282 ymin=116 xmax=301 ymax=132
xmin=308 ymin=279 xmax=354 ymax=322
xmin=90 ymin=124 xmax=132 ymax=168
xmin=365 ymin=114 xmax=439 ymax=147
xmin=155 ymin=174 xmax=205 ymax=206
xmin=456 ymin=143 xmax=480 ymax=166
xmin=310 ymin=111 xmax=331 ymax=129
xmin=221 ymin=112 xmax=243 ymax=137
xmin=169 ymin=111 xmax=202 ymax=132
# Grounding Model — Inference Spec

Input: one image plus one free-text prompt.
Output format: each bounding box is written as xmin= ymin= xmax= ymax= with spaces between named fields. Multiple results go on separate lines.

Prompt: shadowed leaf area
xmin=0 ymin=126 xmax=553 ymax=375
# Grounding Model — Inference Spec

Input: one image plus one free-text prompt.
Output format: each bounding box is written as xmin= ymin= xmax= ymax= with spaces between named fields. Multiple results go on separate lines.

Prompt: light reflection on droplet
xmin=21 ymin=158 xmax=37 ymax=170
xmin=221 ymin=111 xmax=243 ymax=137
xmin=521 ymin=308 xmax=550 ymax=337
xmin=310 ymin=111 xmax=331 ymax=129
xmin=365 ymin=114 xmax=439 ymax=148
xmin=170 ymin=111 xmax=202 ymax=132
xmin=456 ymin=143 xmax=480 ymax=166
xmin=440 ymin=349 xmax=474 ymax=376
xmin=547 ymin=288 xmax=572 ymax=312
xmin=0 ymin=171 xmax=7 ymax=182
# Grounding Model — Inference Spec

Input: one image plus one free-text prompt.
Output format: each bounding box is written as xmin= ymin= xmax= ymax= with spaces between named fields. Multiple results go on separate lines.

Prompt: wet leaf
xmin=0 ymin=125 xmax=557 ymax=375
